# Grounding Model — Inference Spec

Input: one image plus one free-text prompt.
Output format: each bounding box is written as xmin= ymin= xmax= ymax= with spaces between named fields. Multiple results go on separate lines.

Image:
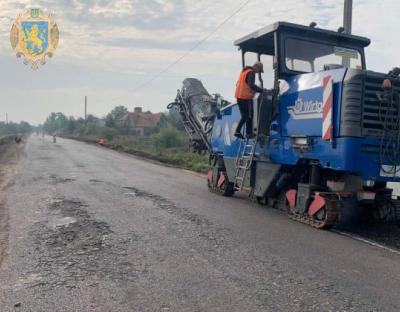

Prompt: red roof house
xmin=119 ymin=107 xmax=162 ymax=136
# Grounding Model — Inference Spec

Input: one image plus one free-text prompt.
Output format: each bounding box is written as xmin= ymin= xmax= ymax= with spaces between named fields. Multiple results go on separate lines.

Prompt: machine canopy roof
xmin=234 ymin=21 xmax=371 ymax=55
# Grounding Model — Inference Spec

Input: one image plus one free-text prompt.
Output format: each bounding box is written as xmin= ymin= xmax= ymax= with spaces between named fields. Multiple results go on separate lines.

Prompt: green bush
xmin=101 ymin=127 xmax=119 ymax=141
xmin=152 ymin=128 xmax=185 ymax=149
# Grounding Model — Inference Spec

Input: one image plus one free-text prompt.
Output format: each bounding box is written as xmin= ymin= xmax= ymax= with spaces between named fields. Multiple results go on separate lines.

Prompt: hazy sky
xmin=0 ymin=0 xmax=399 ymax=125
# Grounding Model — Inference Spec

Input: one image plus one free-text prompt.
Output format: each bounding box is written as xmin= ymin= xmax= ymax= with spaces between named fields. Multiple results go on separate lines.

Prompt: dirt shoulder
xmin=0 ymin=137 xmax=25 ymax=265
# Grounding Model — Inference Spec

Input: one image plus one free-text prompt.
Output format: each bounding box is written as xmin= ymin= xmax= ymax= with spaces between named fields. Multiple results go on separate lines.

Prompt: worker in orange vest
xmin=234 ymin=61 xmax=265 ymax=139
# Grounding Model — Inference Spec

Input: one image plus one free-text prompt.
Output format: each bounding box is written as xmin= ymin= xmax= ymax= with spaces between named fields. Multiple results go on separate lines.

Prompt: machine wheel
xmin=256 ymin=196 xmax=268 ymax=206
xmin=207 ymin=172 xmax=213 ymax=192
xmin=216 ymin=171 xmax=234 ymax=196
xmin=286 ymin=191 xmax=341 ymax=229
xmin=207 ymin=169 xmax=234 ymax=197
xmin=314 ymin=207 xmax=327 ymax=222
xmin=371 ymin=197 xmax=395 ymax=222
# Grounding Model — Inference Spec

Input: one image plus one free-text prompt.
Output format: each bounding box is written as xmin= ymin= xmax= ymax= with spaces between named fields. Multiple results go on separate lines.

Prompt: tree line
xmin=42 ymin=105 xmax=186 ymax=147
xmin=0 ymin=121 xmax=32 ymax=136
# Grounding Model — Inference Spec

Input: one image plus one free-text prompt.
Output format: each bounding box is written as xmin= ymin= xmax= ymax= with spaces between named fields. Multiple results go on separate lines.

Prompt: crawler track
xmin=288 ymin=196 xmax=341 ymax=229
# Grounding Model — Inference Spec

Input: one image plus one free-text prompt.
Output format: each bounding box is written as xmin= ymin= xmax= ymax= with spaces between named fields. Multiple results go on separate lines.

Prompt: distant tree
xmin=18 ymin=121 xmax=32 ymax=133
xmin=86 ymin=114 xmax=99 ymax=123
xmin=105 ymin=106 xmax=128 ymax=128
xmin=67 ymin=117 xmax=76 ymax=134
xmin=0 ymin=121 xmax=32 ymax=135
xmin=160 ymin=111 xmax=185 ymax=131
xmin=82 ymin=114 xmax=102 ymax=137
xmin=43 ymin=112 xmax=69 ymax=134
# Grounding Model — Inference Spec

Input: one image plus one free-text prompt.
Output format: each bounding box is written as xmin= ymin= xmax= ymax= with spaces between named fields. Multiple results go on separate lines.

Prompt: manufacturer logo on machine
xmin=10 ymin=8 xmax=59 ymax=69
xmin=287 ymin=99 xmax=323 ymax=120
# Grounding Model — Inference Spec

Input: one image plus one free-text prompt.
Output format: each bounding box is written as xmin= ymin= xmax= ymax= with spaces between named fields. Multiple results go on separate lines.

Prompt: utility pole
xmin=5 ymin=113 xmax=8 ymax=124
xmin=84 ymin=96 xmax=87 ymax=121
xmin=342 ymin=0 xmax=353 ymax=67
xmin=343 ymin=0 xmax=353 ymax=34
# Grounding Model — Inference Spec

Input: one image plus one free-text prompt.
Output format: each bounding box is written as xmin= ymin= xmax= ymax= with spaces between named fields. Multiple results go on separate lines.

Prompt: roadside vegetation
xmin=41 ymin=106 xmax=209 ymax=172
xmin=0 ymin=121 xmax=32 ymax=137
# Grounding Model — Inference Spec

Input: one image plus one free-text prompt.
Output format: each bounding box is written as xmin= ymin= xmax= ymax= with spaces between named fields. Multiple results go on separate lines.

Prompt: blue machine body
xmin=170 ymin=21 xmax=400 ymax=228
xmin=169 ymin=21 xmax=400 ymax=228
xmin=211 ymin=68 xmax=400 ymax=182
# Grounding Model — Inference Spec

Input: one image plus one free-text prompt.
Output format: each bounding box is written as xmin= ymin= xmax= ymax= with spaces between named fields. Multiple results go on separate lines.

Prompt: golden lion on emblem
xmin=21 ymin=24 xmax=46 ymax=55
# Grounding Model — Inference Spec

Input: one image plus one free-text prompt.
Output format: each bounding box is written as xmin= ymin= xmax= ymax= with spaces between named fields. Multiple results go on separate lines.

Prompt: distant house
xmin=119 ymin=107 xmax=162 ymax=136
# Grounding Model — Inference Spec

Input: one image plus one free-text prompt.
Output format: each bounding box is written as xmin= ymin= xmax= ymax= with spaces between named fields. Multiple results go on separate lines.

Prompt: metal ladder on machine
xmin=234 ymin=137 xmax=257 ymax=191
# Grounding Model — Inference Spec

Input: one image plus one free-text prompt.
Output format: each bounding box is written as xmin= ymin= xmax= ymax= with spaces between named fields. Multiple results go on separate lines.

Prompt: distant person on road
xmin=14 ymin=135 xmax=23 ymax=144
xmin=234 ymin=61 xmax=265 ymax=139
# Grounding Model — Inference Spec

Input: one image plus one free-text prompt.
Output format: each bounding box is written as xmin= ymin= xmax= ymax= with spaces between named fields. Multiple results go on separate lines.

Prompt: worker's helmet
xmin=253 ymin=61 xmax=264 ymax=73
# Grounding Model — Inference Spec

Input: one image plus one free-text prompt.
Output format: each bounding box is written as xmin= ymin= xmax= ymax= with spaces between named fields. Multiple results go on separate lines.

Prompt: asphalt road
xmin=0 ymin=136 xmax=400 ymax=312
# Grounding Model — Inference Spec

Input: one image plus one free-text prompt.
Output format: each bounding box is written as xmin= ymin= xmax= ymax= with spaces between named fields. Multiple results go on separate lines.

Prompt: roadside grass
xmin=0 ymin=135 xmax=18 ymax=145
xmin=110 ymin=135 xmax=209 ymax=172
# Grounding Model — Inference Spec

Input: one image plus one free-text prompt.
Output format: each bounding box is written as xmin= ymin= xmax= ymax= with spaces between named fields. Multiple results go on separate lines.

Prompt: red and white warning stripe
xmin=322 ymin=76 xmax=333 ymax=141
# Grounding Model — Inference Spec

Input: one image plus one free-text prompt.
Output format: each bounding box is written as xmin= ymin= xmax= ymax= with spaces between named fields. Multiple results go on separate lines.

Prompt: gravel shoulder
xmin=0 ymin=139 xmax=24 ymax=265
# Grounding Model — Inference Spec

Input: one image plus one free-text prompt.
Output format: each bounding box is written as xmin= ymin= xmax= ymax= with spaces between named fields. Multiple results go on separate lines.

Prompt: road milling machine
xmin=168 ymin=22 xmax=400 ymax=229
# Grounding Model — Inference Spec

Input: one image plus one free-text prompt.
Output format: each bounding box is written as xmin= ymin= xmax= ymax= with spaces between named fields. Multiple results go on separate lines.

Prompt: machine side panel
xmin=279 ymin=69 xmax=346 ymax=138
xmin=210 ymin=117 xmax=226 ymax=154
xmin=210 ymin=70 xmax=400 ymax=183
xmin=267 ymin=136 xmax=400 ymax=181
xmin=211 ymin=105 xmax=245 ymax=158
xmin=253 ymin=162 xmax=282 ymax=197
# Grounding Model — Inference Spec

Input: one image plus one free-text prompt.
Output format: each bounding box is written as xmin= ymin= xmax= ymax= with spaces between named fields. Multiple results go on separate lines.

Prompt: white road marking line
xmin=332 ymin=229 xmax=400 ymax=256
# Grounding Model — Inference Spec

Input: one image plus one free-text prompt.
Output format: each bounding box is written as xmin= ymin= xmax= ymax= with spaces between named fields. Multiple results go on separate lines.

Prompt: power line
xmin=100 ymin=0 xmax=252 ymax=105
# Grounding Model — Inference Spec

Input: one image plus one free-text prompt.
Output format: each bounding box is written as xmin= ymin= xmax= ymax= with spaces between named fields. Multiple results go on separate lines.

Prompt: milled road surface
xmin=0 ymin=136 xmax=400 ymax=312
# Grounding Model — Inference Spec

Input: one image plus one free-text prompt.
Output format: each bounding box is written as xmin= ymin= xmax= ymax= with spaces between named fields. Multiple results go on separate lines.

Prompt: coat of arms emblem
xmin=10 ymin=8 xmax=59 ymax=69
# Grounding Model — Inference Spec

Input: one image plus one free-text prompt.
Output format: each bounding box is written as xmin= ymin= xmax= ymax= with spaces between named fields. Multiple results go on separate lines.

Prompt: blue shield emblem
xmin=11 ymin=8 xmax=59 ymax=69
xmin=21 ymin=21 xmax=48 ymax=55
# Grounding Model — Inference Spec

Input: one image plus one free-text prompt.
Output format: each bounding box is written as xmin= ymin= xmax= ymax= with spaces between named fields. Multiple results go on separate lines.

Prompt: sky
xmin=0 ymin=0 xmax=399 ymax=125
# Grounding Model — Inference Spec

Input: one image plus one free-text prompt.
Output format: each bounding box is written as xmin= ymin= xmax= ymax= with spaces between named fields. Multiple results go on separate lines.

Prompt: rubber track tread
xmin=287 ymin=196 xmax=341 ymax=229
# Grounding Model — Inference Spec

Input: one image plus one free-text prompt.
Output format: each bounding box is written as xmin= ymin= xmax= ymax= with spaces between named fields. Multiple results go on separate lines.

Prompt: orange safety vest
xmin=235 ymin=68 xmax=256 ymax=100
